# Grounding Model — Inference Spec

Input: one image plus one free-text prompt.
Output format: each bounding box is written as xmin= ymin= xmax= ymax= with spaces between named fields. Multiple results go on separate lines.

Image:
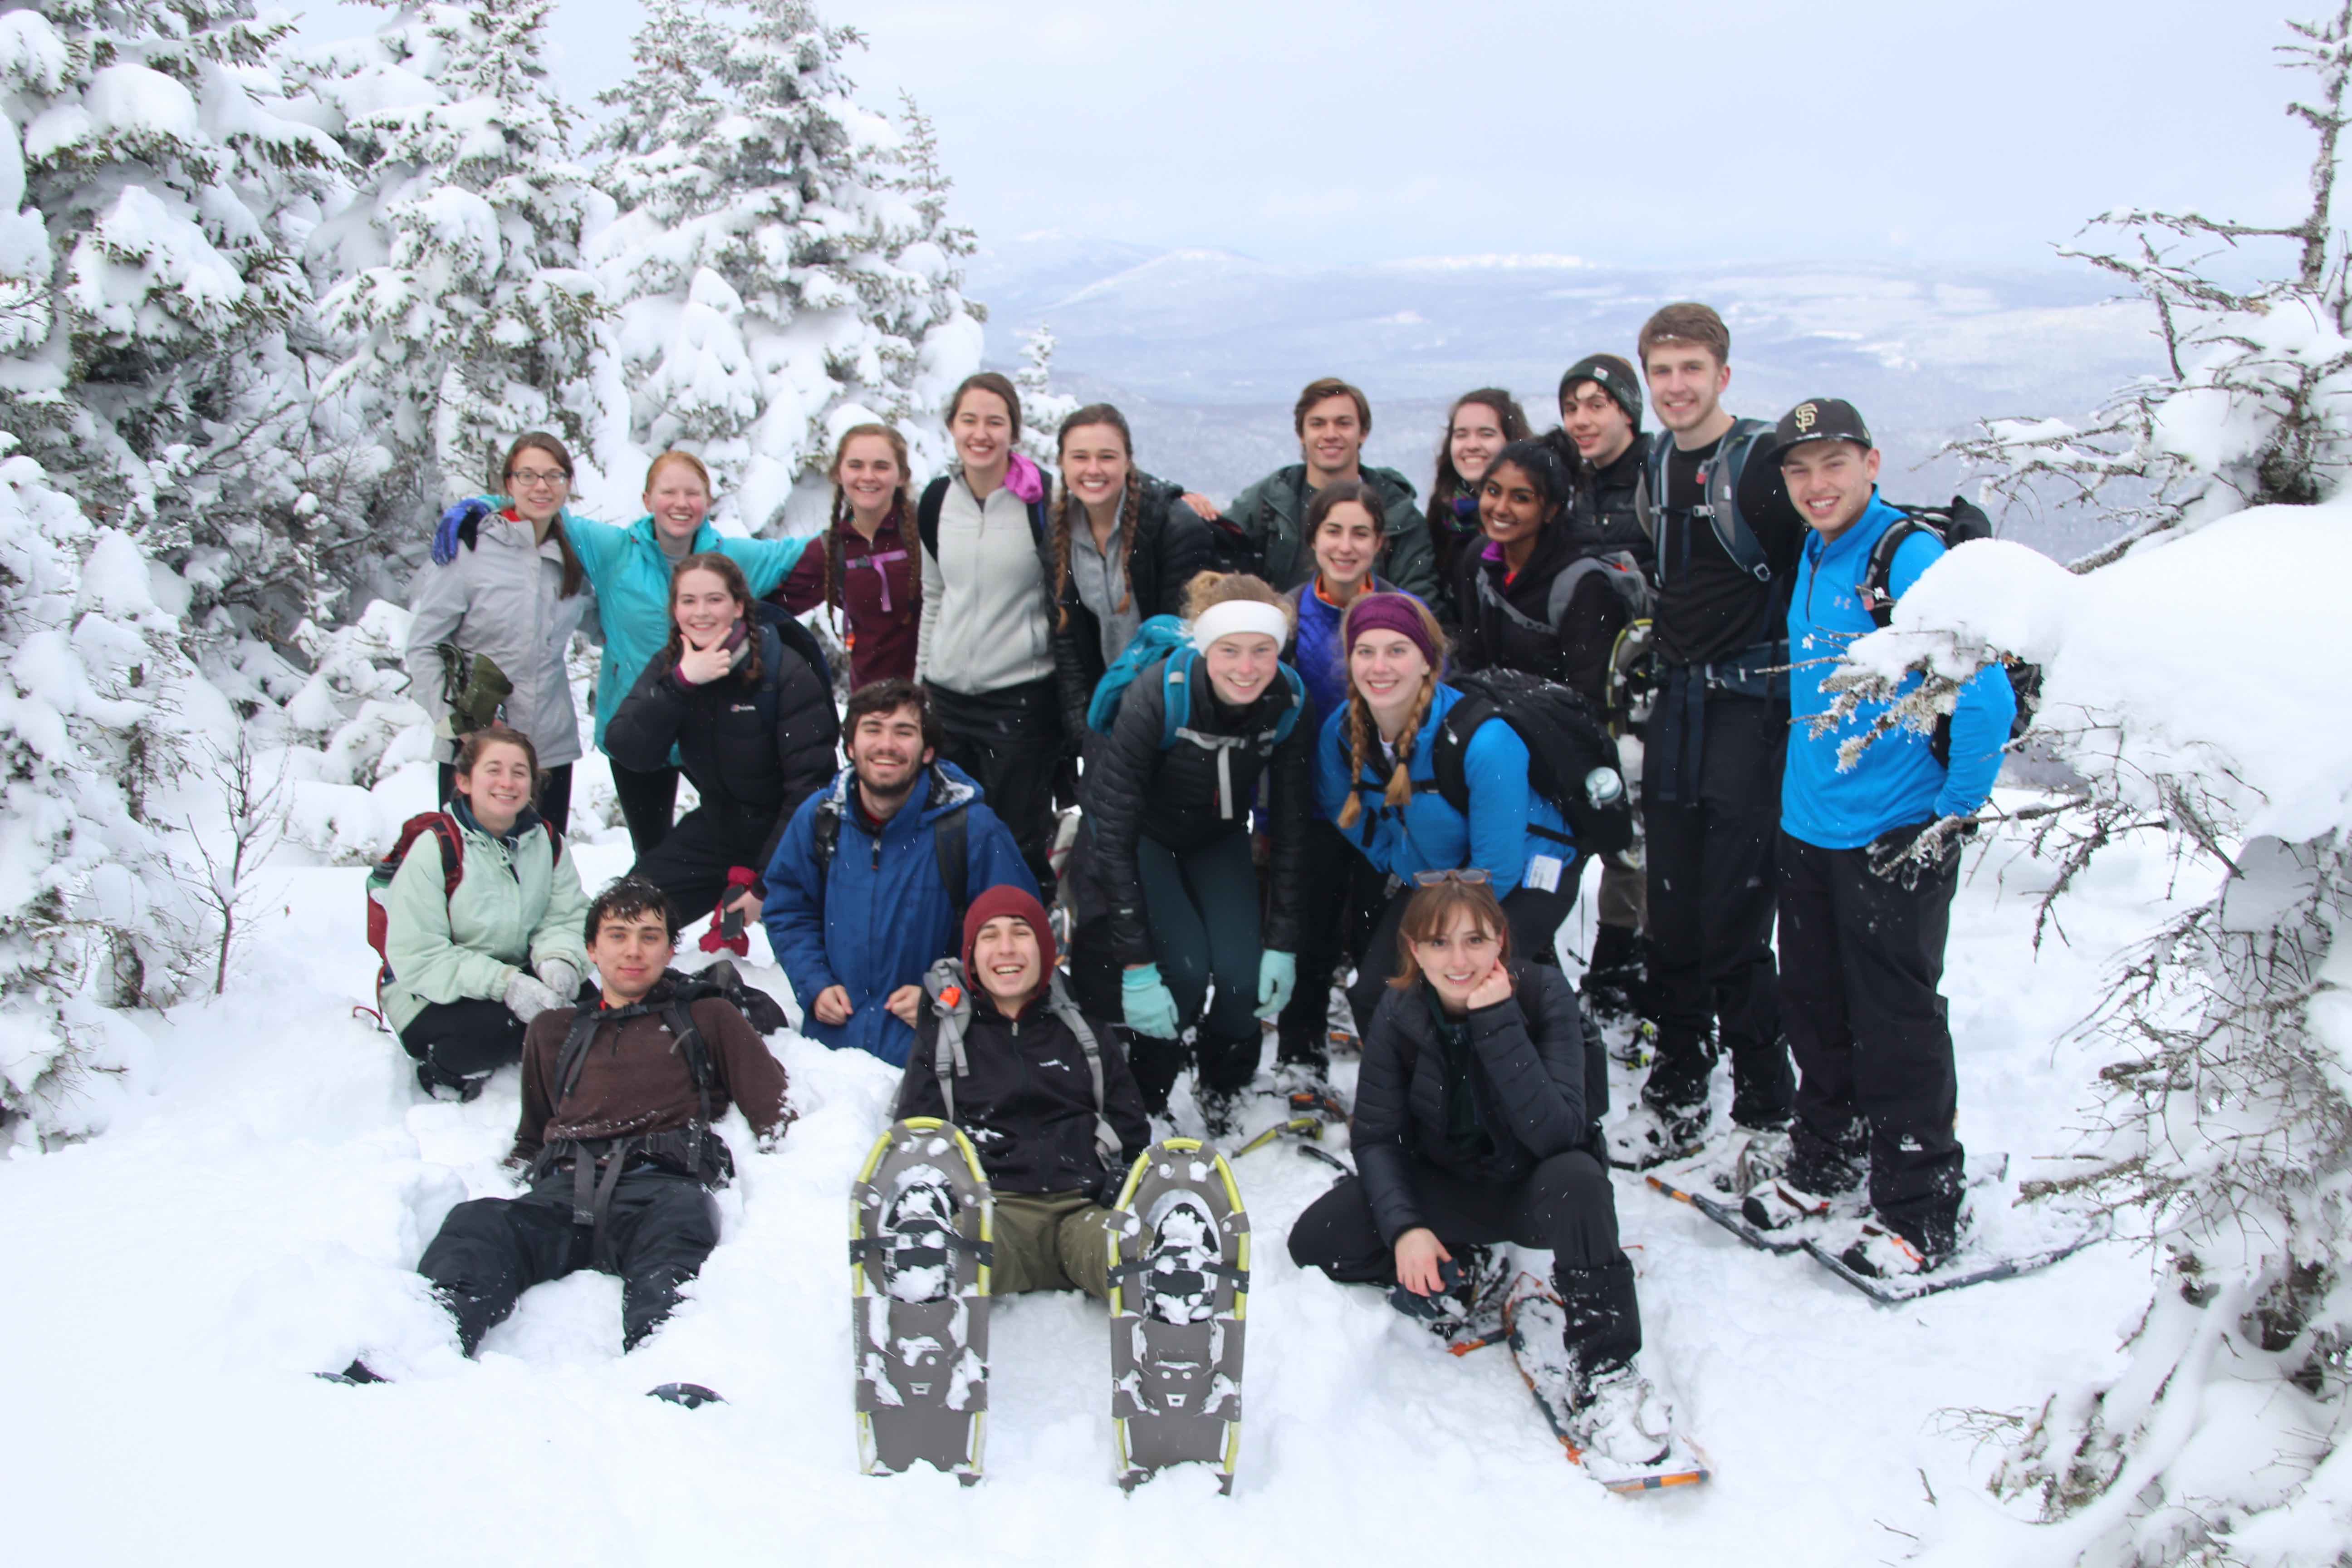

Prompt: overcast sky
xmin=295 ymin=0 xmax=2311 ymax=272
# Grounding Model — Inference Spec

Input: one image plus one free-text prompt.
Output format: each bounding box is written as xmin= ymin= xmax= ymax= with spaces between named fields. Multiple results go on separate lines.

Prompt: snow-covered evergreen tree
xmin=0 ymin=0 xmax=353 ymax=633
xmin=1012 ymin=322 xmax=1077 ymax=464
xmin=588 ymin=0 xmax=983 ymax=531
xmin=309 ymin=0 xmax=606 ymax=508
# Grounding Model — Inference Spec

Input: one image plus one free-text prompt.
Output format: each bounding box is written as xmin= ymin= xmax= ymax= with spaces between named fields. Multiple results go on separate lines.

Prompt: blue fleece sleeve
xmin=965 ymin=804 xmax=1042 ymax=902
xmin=717 ymin=534 xmax=813 ymax=598
xmin=760 ymin=804 xmax=838 ymax=1008
xmin=1462 ymin=720 xmax=1539 ymax=896
xmin=563 ymin=514 xmax=625 ymax=585
xmin=1886 ymin=533 xmax=2014 ymax=817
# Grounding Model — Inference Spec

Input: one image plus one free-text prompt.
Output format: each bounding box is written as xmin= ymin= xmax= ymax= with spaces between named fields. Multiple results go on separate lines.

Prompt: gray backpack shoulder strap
xmin=1048 ymin=972 xmax=1122 ymax=1170
xmin=924 ymin=957 xmax=973 ymax=1124
xmin=1548 ymin=550 xmax=1653 ymax=627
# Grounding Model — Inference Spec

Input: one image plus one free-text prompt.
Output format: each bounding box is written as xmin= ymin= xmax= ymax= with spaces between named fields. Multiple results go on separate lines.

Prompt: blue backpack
xmin=1087 ymin=614 xmax=1306 ymax=750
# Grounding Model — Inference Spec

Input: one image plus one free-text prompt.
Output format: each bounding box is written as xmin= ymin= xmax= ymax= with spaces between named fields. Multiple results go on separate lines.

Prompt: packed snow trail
xmin=0 ymin=813 xmax=2183 ymax=1564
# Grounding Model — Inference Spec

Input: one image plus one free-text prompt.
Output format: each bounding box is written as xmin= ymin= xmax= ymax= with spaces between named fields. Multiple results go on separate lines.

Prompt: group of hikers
xmin=355 ymin=300 xmax=2017 ymax=1469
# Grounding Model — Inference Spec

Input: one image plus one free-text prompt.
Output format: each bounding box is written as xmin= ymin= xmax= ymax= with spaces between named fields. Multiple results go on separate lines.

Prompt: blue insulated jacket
xmin=564 ymin=514 xmax=813 ymax=749
xmin=760 ymin=762 xmax=1037 ymax=1066
xmin=1287 ymin=576 xmax=1414 ymax=740
xmin=1313 ymin=682 xmax=1573 ymax=897
xmin=1783 ymin=494 xmax=2016 ymax=849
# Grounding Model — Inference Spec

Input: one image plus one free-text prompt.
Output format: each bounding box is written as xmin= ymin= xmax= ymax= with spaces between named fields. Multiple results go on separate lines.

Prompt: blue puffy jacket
xmin=760 ymin=762 xmax=1037 ymax=1066
xmin=1287 ymin=576 xmax=1414 ymax=740
xmin=1784 ymin=494 xmax=2016 ymax=849
xmin=564 ymin=514 xmax=813 ymax=750
xmin=1313 ymin=682 xmax=1574 ymax=897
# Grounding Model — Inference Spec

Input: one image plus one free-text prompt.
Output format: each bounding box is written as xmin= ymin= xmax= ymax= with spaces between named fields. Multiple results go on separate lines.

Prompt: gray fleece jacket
xmin=404 ymin=513 xmax=593 ymax=766
xmin=916 ymin=471 xmax=1054 ymax=695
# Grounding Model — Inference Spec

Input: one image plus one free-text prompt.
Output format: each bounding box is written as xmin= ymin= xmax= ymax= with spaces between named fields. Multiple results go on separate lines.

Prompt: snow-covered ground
xmin=0 ymin=781 xmax=2190 ymax=1564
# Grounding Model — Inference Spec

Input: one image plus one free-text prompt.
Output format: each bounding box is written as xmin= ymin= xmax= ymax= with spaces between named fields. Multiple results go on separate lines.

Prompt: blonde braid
xmin=1337 ymin=687 xmax=1375 ymax=831
xmin=1053 ymin=484 xmax=1077 ymax=632
xmin=1382 ymin=673 xmax=1438 ymax=808
xmin=1117 ymin=467 xmax=1143 ymax=613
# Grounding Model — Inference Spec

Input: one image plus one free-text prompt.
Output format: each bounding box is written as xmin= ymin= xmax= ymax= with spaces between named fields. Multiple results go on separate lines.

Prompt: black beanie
xmin=1558 ymin=353 xmax=1644 ymax=434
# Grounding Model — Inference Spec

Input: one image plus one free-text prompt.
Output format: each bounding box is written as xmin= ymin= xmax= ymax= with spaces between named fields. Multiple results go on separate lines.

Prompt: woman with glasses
xmin=428 ymin=447 xmax=823 ymax=853
xmin=407 ymin=434 xmax=598 ymax=830
xmin=1317 ymin=593 xmax=1581 ymax=1034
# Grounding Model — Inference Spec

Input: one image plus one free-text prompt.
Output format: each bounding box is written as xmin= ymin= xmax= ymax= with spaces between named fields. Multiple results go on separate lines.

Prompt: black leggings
xmin=1276 ymin=821 xmax=1387 ymax=1064
xmin=439 ymin=763 xmax=573 ymax=836
xmin=399 ymin=998 xmax=526 ymax=1084
xmin=1344 ymin=877 xmax=1579 ymax=1040
xmin=610 ymin=759 xmax=681 ymax=857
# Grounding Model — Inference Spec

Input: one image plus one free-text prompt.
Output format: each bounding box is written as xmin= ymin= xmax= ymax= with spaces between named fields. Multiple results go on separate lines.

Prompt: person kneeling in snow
xmin=351 ymin=879 xmax=791 ymax=1374
xmin=1287 ymin=876 xmax=1670 ymax=1467
xmin=1739 ymin=399 xmax=2015 ymax=1279
xmin=893 ymin=886 xmax=1151 ymax=1299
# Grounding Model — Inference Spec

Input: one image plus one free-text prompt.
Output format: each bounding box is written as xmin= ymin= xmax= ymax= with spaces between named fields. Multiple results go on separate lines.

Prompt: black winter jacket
xmin=1538 ymin=429 xmax=1658 ymax=578
xmin=1453 ymin=523 xmax=1635 ymax=706
xmin=1352 ymin=963 xmax=1601 ymax=1245
xmin=1042 ymin=470 xmax=1212 ymax=742
xmin=893 ymin=975 xmax=1152 ymax=1196
xmin=1078 ymin=654 xmax=1311 ymax=966
xmin=605 ymin=621 xmax=840 ymax=881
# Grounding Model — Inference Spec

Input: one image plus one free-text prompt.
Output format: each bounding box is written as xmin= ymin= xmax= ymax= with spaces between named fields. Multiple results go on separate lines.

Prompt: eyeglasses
xmin=1411 ymin=868 xmax=1492 ymax=887
xmin=508 ymin=469 xmax=570 ymax=489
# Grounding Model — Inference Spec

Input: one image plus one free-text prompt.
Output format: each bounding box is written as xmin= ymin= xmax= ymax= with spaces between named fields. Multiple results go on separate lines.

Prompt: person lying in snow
xmin=335 ymin=878 xmax=790 ymax=1379
xmin=891 ymin=885 xmax=1152 ymax=1300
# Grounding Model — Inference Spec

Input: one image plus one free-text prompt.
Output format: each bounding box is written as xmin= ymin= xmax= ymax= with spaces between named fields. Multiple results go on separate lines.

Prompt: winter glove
xmin=502 ymin=971 xmax=566 ymax=1024
xmin=1254 ymin=949 xmax=1297 ymax=1020
xmin=534 ymin=958 xmax=581 ymax=1003
xmin=1865 ymin=814 xmax=1976 ymax=891
xmin=1121 ymin=963 xmax=1182 ymax=1041
xmin=431 ymin=498 xmax=493 ymax=565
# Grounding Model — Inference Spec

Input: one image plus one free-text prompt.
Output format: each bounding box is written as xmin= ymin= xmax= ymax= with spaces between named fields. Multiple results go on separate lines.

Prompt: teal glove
xmin=1122 ymin=963 xmax=1182 ymax=1040
xmin=1255 ymin=949 xmax=1297 ymax=1020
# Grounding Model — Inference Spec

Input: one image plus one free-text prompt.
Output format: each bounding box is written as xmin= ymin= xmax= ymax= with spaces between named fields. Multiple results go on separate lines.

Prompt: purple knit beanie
xmin=1343 ymin=592 xmax=1441 ymax=671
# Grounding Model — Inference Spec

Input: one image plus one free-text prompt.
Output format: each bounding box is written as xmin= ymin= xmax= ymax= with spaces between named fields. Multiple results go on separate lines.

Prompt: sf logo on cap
xmin=1793 ymin=402 xmax=1818 ymax=432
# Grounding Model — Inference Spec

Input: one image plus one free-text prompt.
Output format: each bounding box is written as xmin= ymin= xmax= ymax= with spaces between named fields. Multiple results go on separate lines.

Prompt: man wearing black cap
xmin=1739 ymin=398 xmax=2014 ymax=1279
xmin=1604 ymin=304 xmax=1800 ymax=1178
xmin=1537 ymin=352 xmax=1656 ymax=1029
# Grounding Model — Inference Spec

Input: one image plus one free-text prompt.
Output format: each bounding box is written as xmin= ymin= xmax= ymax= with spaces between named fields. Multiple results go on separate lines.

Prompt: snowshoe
xmin=850 ymin=1117 xmax=993 ymax=1484
xmin=1502 ymin=1279 xmax=1708 ymax=1494
xmin=1653 ymin=1152 xmax=2012 ymax=1256
xmin=1193 ymin=1086 xmax=1246 ymax=1142
xmin=1230 ymin=1114 xmax=1321 ymax=1159
xmin=1728 ymin=1125 xmax=1794 ymax=1194
xmin=1603 ymin=1098 xmax=1710 ymax=1171
xmin=1802 ymin=1205 xmax=2109 ymax=1306
xmin=1107 ymin=1138 xmax=1249 ymax=1494
xmin=648 ymin=1382 xmax=723 ymax=1408
xmin=1740 ymin=1179 xmax=1834 ymax=1235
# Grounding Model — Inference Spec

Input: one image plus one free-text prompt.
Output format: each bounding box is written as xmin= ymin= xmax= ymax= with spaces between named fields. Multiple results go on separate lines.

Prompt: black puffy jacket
xmin=1539 ymin=429 xmax=1656 ymax=576
xmin=1042 ymin=470 xmax=1213 ymax=741
xmin=1453 ymin=522 xmax=1635 ymax=706
xmin=1079 ymin=654 xmax=1311 ymax=967
xmin=604 ymin=619 xmax=840 ymax=877
xmin=1352 ymin=963 xmax=1600 ymax=1245
xmin=893 ymin=976 xmax=1152 ymax=1196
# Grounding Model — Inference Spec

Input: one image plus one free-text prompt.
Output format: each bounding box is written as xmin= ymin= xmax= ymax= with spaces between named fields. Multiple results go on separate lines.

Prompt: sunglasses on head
xmin=1411 ymin=868 xmax=1492 ymax=888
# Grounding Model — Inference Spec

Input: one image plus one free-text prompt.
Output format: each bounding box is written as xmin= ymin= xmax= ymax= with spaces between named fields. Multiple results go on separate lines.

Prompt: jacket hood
xmin=817 ymin=759 xmax=983 ymax=841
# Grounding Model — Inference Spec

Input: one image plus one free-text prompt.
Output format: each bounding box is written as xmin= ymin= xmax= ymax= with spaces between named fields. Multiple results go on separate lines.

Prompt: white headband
xmin=1191 ymin=600 xmax=1291 ymax=653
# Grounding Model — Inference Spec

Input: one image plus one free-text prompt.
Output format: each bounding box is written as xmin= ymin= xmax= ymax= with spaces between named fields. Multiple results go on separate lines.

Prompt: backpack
xmin=809 ymin=765 xmax=971 ymax=926
xmin=916 ymin=473 xmax=1052 ymax=562
xmin=1087 ymin=617 xmax=1308 ymax=745
xmin=1637 ymin=416 xmax=1779 ymax=586
xmin=364 ymin=812 xmax=562 ymax=1002
xmin=910 ymin=958 xmax=1122 ymax=1171
xmin=1858 ymin=498 xmax=2040 ymax=764
xmin=1428 ymin=670 xmax=1635 ymax=858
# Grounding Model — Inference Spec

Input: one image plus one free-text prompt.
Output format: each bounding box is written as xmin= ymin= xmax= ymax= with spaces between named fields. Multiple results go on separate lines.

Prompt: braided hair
xmin=1053 ymin=404 xmax=1144 ymax=631
xmin=1333 ymin=596 xmax=1446 ymax=830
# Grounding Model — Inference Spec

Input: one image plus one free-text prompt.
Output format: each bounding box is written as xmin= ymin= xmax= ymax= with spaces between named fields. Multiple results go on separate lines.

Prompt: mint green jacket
xmin=380 ymin=812 xmax=589 ymax=1036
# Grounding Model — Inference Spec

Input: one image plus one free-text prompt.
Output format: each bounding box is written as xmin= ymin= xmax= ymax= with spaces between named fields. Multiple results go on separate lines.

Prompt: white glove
xmin=535 ymin=958 xmax=581 ymax=1001
xmin=503 ymin=971 xmax=566 ymax=1024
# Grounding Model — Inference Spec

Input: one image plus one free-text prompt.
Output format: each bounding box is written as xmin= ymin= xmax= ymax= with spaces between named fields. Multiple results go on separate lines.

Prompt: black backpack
xmin=1859 ymin=498 xmax=2040 ymax=764
xmin=809 ymin=765 xmax=970 ymax=926
xmin=1429 ymin=670 xmax=1635 ymax=858
xmin=916 ymin=474 xmax=1052 ymax=561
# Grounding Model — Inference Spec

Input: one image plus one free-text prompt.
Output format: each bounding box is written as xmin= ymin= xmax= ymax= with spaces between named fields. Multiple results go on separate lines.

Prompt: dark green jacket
xmin=1220 ymin=463 xmax=1436 ymax=600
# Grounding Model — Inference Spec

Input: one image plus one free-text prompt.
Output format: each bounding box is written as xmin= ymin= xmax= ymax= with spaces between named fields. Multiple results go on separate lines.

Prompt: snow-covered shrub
xmin=588 ymin=0 xmax=983 ymax=530
xmin=1838 ymin=12 xmax=2352 ymax=1561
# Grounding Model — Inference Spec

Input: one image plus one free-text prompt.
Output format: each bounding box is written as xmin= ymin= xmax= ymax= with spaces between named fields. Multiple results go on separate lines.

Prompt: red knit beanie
xmin=961 ymin=883 xmax=1056 ymax=980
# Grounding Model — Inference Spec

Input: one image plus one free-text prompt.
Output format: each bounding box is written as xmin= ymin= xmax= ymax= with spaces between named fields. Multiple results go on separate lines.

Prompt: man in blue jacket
xmin=761 ymin=680 xmax=1037 ymax=1066
xmin=1740 ymin=399 xmax=2015 ymax=1279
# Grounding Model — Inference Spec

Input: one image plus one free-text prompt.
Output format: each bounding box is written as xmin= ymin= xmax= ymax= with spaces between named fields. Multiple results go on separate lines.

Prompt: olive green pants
xmin=991 ymin=1190 xmax=1124 ymax=1300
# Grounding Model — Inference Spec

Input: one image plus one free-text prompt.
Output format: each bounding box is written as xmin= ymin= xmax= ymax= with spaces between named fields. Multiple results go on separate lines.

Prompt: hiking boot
xmin=1195 ymin=1086 xmax=1245 ymax=1143
xmin=1730 ymin=1125 xmax=1794 ymax=1194
xmin=1740 ymin=1179 xmax=1834 ymax=1232
xmin=320 ymin=1358 xmax=388 ymax=1386
xmin=1271 ymin=1058 xmax=1333 ymax=1101
xmin=415 ymin=1061 xmax=486 ymax=1103
xmin=1568 ymin=1358 xmax=1673 ymax=1468
xmin=1604 ymin=1098 xmax=1710 ymax=1170
xmin=1840 ymin=1221 xmax=1943 ymax=1279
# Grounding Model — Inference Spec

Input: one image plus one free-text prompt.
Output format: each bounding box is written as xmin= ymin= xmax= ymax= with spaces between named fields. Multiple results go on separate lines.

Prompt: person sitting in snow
xmin=379 ymin=723 xmax=588 ymax=1101
xmin=760 ymin=679 xmax=1036 ymax=1067
xmin=1286 ymin=875 xmax=1671 ymax=1468
xmin=892 ymin=884 xmax=1152 ymax=1299
xmin=339 ymin=878 xmax=790 ymax=1377
xmin=1738 ymin=399 xmax=2015 ymax=1279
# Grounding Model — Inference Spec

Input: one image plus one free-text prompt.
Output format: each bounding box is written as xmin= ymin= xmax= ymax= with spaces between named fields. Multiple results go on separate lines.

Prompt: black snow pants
xmin=1276 ymin=821 xmax=1387 ymax=1067
xmin=627 ymin=808 xmax=770 ymax=931
xmin=1640 ymin=681 xmax=1792 ymax=1127
xmin=416 ymin=1164 xmax=720 ymax=1355
xmin=1775 ymin=831 xmax=1966 ymax=1253
xmin=1288 ymin=1150 xmax=1641 ymax=1375
xmin=400 ymin=999 xmax=526 ymax=1087
xmin=930 ymin=677 xmax=1061 ymax=892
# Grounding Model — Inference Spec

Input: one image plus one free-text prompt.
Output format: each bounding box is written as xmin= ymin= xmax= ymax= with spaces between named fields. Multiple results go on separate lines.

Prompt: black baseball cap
xmin=1769 ymin=397 xmax=1873 ymax=462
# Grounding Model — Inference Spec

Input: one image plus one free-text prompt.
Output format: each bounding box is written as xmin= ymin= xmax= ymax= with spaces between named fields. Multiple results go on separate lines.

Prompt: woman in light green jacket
xmin=383 ymin=725 xmax=591 ymax=1101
